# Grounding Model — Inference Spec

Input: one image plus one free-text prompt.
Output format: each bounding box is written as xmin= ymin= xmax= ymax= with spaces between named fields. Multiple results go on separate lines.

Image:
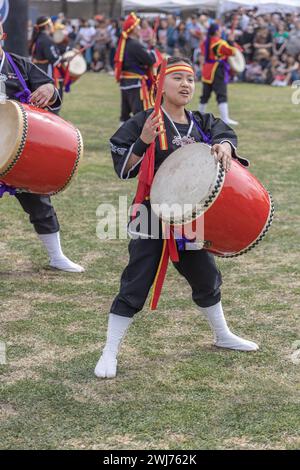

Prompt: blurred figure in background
xmin=77 ymin=19 xmax=95 ymax=70
xmin=140 ymin=19 xmax=154 ymax=48
xmin=94 ymin=18 xmax=111 ymax=73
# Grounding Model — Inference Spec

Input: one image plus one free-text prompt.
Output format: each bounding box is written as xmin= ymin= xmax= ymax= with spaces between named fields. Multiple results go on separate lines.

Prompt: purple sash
xmin=0 ymin=183 xmax=17 ymax=197
xmin=6 ymin=52 xmax=31 ymax=103
xmin=190 ymin=112 xmax=212 ymax=145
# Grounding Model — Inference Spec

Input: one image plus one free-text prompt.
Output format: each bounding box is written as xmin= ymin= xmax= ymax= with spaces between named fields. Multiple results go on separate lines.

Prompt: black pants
xmin=200 ymin=65 xmax=227 ymax=104
xmin=111 ymin=238 xmax=222 ymax=317
xmin=15 ymin=193 xmax=60 ymax=234
xmin=120 ymin=87 xmax=143 ymax=122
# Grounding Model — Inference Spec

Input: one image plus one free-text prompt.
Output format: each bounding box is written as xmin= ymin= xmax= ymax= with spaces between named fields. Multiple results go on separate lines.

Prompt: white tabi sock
xmin=94 ymin=313 xmax=133 ymax=379
xmin=218 ymin=102 xmax=239 ymax=126
xmin=38 ymin=232 xmax=85 ymax=273
xmin=199 ymin=302 xmax=259 ymax=351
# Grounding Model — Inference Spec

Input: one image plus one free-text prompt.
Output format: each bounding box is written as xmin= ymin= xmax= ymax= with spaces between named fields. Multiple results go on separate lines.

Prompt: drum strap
xmin=6 ymin=53 xmax=31 ymax=104
xmin=190 ymin=113 xmax=212 ymax=144
xmin=150 ymin=227 xmax=179 ymax=310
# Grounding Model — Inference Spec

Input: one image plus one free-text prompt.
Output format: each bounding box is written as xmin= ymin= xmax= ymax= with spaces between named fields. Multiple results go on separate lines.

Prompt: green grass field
xmin=0 ymin=73 xmax=299 ymax=450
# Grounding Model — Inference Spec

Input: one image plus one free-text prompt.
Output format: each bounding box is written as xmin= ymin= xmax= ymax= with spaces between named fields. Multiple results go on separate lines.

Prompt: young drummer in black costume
xmin=114 ymin=12 xmax=156 ymax=124
xmin=30 ymin=16 xmax=66 ymax=106
xmin=0 ymin=21 xmax=84 ymax=272
xmin=95 ymin=57 xmax=258 ymax=379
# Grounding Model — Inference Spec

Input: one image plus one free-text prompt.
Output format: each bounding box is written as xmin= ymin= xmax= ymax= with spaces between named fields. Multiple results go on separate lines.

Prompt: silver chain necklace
xmin=161 ymin=106 xmax=195 ymax=147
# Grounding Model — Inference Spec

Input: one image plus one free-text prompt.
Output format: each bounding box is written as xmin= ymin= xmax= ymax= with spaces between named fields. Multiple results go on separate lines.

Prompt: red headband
xmin=164 ymin=64 xmax=195 ymax=76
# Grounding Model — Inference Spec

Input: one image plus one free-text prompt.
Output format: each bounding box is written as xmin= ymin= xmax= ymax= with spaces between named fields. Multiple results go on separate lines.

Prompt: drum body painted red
xmin=190 ymin=160 xmax=272 ymax=257
xmin=0 ymin=101 xmax=83 ymax=195
xmin=150 ymin=143 xmax=273 ymax=258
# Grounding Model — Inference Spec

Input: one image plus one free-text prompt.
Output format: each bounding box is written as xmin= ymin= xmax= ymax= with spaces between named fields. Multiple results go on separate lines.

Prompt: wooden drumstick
xmin=154 ymin=58 xmax=167 ymax=115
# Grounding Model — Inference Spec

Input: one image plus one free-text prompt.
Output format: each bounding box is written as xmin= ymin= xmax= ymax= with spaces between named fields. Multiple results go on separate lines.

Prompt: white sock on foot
xmin=199 ymin=302 xmax=259 ymax=351
xmin=94 ymin=313 xmax=133 ymax=378
xmin=218 ymin=102 xmax=239 ymax=126
xmin=199 ymin=103 xmax=207 ymax=113
xmin=38 ymin=232 xmax=85 ymax=273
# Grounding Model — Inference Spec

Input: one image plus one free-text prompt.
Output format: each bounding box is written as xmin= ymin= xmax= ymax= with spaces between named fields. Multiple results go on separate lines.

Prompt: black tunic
xmin=110 ymin=108 xmax=243 ymax=180
xmin=32 ymin=32 xmax=61 ymax=76
xmin=120 ymin=37 xmax=156 ymax=90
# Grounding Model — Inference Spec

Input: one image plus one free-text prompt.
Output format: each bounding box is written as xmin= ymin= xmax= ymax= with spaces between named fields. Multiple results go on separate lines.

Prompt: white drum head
xmin=53 ymin=30 xmax=65 ymax=44
xmin=63 ymin=50 xmax=87 ymax=77
xmin=150 ymin=142 xmax=224 ymax=224
xmin=228 ymin=49 xmax=246 ymax=73
xmin=0 ymin=101 xmax=23 ymax=171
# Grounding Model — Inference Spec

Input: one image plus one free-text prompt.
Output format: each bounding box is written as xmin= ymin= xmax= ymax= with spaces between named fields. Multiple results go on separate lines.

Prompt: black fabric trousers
xmin=120 ymin=87 xmax=144 ymax=122
xmin=111 ymin=238 xmax=222 ymax=318
xmin=15 ymin=193 xmax=60 ymax=234
xmin=200 ymin=65 xmax=228 ymax=104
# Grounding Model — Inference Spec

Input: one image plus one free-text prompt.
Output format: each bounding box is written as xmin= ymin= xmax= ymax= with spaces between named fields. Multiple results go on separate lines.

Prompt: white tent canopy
xmin=122 ymin=0 xmax=300 ymax=13
xmin=221 ymin=1 xmax=300 ymax=13
xmin=122 ymin=0 xmax=218 ymax=12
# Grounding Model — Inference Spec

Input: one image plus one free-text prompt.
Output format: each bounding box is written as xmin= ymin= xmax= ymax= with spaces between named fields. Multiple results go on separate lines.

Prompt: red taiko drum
xmin=62 ymin=49 xmax=87 ymax=83
xmin=0 ymin=100 xmax=83 ymax=195
xmin=150 ymin=142 xmax=274 ymax=257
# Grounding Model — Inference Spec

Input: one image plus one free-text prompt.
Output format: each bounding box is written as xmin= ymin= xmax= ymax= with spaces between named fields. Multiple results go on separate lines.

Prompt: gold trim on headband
xmin=165 ymin=65 xmax=195 ymax=76
xmin=36 ymin=18 xmax=51 ymax=29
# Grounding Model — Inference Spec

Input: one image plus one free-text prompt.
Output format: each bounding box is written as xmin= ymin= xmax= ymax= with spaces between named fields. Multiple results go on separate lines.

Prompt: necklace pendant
xmin=172 ymin=136 xmax=183 ymax=147
xmin=172 ymin=135 xmax=196 ymax=147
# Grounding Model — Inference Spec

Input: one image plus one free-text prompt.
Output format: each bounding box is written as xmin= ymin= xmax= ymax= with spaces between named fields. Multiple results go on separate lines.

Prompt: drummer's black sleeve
xmin=40 ymin=35 xmax=61 ymax=66
xmin=25 ymin=59 xmax=62 ymax=112
xmin=134 ymin=42 xmax=156 ymax=67
xmin=110 ymin=110 xmax=150 ymax=179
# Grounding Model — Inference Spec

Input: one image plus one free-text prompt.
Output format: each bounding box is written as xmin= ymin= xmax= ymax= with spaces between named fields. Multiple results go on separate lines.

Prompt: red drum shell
xmin=188 ymin=160 xmax=273 ymax=257
xmin=0 ymin=101 xmax=83 ymax=195
xmin=150 ymin=142 xmax=273 ymax=258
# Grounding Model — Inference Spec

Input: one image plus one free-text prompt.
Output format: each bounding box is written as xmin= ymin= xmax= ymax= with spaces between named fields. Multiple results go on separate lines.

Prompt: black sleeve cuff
xmin=132 ymin=137 xmax=149 ymax=157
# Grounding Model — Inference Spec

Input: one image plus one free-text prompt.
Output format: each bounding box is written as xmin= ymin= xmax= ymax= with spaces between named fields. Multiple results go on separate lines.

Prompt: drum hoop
xmin=167 ymin=162 xmax=226 ymax=226
xmin=215 ymin=191 xmax=275 ymax=258
xmin=51 ymin=128 xmax=84 ymax=195
xmin=0 ymin=100 xmax=27 ymax=178
xmin=63 ymin=50 xmax=86 ymax=76
xmin=228 ymin=50 xmax=245 ymax=72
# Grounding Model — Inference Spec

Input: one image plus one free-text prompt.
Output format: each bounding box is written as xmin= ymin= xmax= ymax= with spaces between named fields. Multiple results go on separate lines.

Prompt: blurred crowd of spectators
xmin=29 ymin=7 xmax=300 ymax=86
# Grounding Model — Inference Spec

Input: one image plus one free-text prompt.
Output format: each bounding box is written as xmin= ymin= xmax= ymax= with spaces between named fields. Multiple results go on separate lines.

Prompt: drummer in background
xmin=29 ymin=16 xmax=65 ymax=106
xmin=30 ymin=16 xmax=60 ymax=77
xmin=199 ymin=23 xmax=239 ymax=126
xmin=95 ymin=56 xmax=258 ymax=379
xmin=114 ymin=12 xmax=156 ymax=125
xmin=0 ymin=21 xmax=84 ymax=273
